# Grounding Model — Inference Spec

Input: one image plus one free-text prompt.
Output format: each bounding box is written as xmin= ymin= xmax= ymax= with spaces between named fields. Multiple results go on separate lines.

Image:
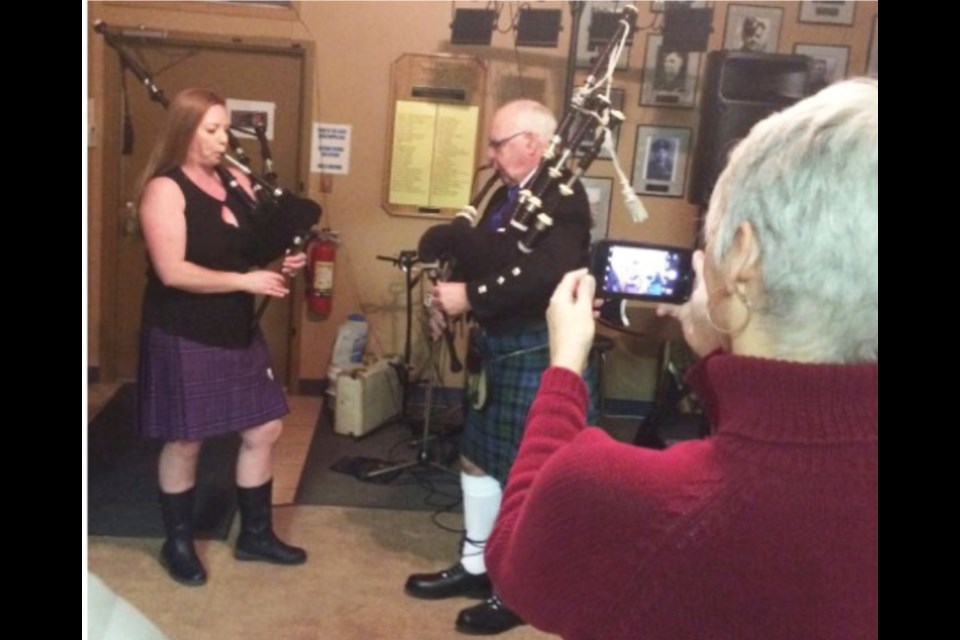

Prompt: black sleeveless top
xmin=141 ymin=167 xmax=257 ymax=347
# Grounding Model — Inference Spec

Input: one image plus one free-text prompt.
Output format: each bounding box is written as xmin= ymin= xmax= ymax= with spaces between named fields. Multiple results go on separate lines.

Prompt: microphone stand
xmin=366 ymin=252 xmax=456 ymax=479
xmin=377 ymin=251 xmax=420 ymax=365
xmin=374 ymin=251 xmax=419 ymax=432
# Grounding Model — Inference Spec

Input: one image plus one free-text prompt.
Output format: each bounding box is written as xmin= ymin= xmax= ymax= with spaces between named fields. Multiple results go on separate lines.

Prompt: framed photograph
xmin=867 ymin=16 xmax=878 ymax=78
xmin=631 ymin=126 xmax=691 ymax=198
xmin=576 ymin=1 xmax=630 ymax=70
xmin=580 ymin=176 xmax=613 ymax=244
xmin=640 ymin=34 xmax=702 ymax=109
xmin=794 ymin=44 xmax=849 ymax=92
xmin=577 ymin=88 xmax=625 ymax=160
xmin=798 ymin=1 xmax=856 ymax=26
xmin=226 ymin=98 xmax=276 ymax=140
xmin=723 ymin=4 xmax=783 ymax=53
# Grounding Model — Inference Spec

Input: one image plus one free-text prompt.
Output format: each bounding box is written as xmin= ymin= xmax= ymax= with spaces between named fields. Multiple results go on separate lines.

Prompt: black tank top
xmin=141 ymin=167 xmax=257 ymax=347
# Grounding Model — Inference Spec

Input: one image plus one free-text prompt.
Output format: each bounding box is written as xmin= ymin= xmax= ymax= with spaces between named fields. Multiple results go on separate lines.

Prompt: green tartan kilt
xmin=461 ymin=323 xmax=597 ymax=485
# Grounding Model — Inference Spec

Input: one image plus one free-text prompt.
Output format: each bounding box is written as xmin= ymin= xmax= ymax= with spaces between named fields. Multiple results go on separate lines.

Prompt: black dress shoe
xmin=405 ymin=562 xmax=492 ymax=600
xmin=456 ymin=595 xmax=524 ymax=635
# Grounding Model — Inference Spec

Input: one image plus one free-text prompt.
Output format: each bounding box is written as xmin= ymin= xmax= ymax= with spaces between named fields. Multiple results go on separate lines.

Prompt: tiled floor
xmin=271 ymin=395 xmax=323 ymax=504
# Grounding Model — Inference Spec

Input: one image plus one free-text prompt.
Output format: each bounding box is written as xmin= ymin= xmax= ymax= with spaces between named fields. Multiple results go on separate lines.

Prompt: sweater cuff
xmin=540 ymin=366 xmax=589 ymax=407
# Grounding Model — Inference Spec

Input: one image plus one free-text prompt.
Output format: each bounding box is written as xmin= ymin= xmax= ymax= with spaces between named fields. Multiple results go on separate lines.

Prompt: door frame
xmin=96 ymin=27 xmax=315 ymax=391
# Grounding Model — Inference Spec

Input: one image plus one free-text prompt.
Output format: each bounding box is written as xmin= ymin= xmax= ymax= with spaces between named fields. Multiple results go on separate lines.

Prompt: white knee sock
xmin=460 ymin=472 xmax=503 ymax=575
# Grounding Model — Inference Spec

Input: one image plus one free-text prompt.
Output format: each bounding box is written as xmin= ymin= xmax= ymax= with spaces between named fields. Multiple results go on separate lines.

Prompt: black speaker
xmin=689 ymin=51 xmax=811 ymax=206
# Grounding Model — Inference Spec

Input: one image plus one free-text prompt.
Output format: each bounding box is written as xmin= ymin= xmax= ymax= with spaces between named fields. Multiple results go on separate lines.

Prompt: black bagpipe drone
xmin=417 ymin=5 xmax=641 ymax=366
xmin=418 ymin=5 xmax=641 ymax=276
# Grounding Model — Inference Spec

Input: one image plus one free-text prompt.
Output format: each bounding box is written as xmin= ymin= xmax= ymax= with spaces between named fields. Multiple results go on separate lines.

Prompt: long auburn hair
xmin=137 ymin=88 xmax=225 ymax=197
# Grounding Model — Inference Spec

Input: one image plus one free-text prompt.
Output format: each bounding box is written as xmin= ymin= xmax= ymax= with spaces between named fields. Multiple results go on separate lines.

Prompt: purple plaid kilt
xmin=462 ymin=324 xmax=597 ymax=485
xmin=137 ymin=325 xmax=288 ymax=442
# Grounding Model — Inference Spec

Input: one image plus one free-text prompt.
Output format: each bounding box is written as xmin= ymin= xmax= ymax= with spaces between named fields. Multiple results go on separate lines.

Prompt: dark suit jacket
xmin=460 ymin=178 xmax=592 ymax=333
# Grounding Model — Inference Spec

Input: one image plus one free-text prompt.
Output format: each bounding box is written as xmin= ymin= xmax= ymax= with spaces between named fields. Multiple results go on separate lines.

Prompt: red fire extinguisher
xmin=305 ymin=229 xmax=340 ymax=320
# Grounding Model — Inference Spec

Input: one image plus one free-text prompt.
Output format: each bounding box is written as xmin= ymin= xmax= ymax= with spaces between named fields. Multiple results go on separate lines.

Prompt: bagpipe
xmin=416 ymin=167 xmax=510 ymax=281
xmin=214 ymin=158 xmax=321 ymax=268
xmin=417 ymin=5 xmax=639 ymax=372
xmin=416 ymin=168 xmax=501 ymax=373
xmin=417 ymin=5 xmax=640 ymax=277
xmin=94 ymin=20 xmax=322 ymax=272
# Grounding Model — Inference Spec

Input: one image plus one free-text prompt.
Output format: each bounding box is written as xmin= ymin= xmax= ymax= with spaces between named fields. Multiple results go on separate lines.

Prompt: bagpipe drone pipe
xmin=417 ymin=5 xmax=638 ymax=281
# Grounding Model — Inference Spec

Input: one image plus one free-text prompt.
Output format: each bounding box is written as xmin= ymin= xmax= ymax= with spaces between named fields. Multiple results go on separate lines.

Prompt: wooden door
xmin=100 ymin=34 xmax=307 ymax=383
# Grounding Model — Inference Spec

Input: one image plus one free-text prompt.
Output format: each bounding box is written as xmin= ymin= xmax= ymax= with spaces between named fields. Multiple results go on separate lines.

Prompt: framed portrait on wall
xmin=580 ymin=176 xmax=613 ymax=244
xmin=867 ymin=17 xmax=878 ymax=78
xmin=794 ymin=44 xmax=849 ymax=92
xmin=798 ymin=1 xmax=856 ymax=26
xmin=640 ymin=34 xmax=701 ymax=108
xmin=722 ymin=4 xmax=783 ymax=53
xmin=631 ymin=125 xmax=691 ymax=198
xmin=577 ymin=88 xmax=625 ymax=160
xmin=576 ymin=1 xmax=631 ymax=69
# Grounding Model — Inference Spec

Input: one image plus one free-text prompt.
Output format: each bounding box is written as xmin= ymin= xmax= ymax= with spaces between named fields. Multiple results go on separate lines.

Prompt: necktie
xmin=485 ymin=186 xmax=519 ymax=231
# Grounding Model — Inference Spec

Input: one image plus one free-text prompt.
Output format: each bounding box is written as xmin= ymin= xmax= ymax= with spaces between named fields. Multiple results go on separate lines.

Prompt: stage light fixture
xmin=515 ymin=8 xmax=562 ymax=48
xmin=450 ymin=8 xmax=496 ymax=46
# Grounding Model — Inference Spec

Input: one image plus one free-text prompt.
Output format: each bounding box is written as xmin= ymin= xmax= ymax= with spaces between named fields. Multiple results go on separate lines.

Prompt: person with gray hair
xmin=484 ymin=79 xmax=878 ymax=639
xmin=703 ymin=78 xmax=877 ymax=364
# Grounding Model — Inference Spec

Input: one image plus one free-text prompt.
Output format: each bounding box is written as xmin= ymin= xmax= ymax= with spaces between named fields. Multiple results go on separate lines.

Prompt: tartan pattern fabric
xmin=138 ymin=326 xmax=289 ymax=441
xmin=462 ymin=324 xmax=598 ymax=485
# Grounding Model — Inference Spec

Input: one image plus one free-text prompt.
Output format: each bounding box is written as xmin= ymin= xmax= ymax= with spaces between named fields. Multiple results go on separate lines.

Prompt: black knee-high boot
xmin=159 ymin=488 xmax=207 ymax=586
xmin=234 ymin=479 xmax=307 ymax=565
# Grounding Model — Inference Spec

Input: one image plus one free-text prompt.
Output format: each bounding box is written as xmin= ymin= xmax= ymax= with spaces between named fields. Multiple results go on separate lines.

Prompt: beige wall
xmin=87 ymin=1 xmax=878 ymax=397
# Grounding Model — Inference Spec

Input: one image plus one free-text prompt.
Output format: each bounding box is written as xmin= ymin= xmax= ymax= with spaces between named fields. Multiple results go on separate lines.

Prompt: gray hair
xmin=506 ymin=99 xmax=557 ymax=146
xmin=705 ymin=79 xmax=878 ymax=364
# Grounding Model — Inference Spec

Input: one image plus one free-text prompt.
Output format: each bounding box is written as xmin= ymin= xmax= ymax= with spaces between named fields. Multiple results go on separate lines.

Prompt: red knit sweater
xmin=486 ymin=352 xmax=878 ymax=640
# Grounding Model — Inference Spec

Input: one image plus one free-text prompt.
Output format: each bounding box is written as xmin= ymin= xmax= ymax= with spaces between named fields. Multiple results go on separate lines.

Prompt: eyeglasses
xmin=487 ymin=130 xmax=530 ymax=152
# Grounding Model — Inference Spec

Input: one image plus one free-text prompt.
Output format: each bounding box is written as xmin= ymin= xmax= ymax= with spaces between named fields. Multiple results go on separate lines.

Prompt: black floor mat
xmin=294 ymin=407 xmax=463 ymax=513
xmin=88 ymin=384 xmax=240 ymax=539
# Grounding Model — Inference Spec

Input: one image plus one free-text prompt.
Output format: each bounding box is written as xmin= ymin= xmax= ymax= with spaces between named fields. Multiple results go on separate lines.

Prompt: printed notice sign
xmin=311 ymin=123 xmax=352 ymax=175
xmin=388 ymin=101 xmax=479 ymax=208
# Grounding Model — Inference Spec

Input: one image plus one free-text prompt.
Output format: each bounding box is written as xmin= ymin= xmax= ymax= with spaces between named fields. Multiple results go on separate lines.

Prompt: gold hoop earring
xmin=706 ymin=290 xmax=752 ymax=335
